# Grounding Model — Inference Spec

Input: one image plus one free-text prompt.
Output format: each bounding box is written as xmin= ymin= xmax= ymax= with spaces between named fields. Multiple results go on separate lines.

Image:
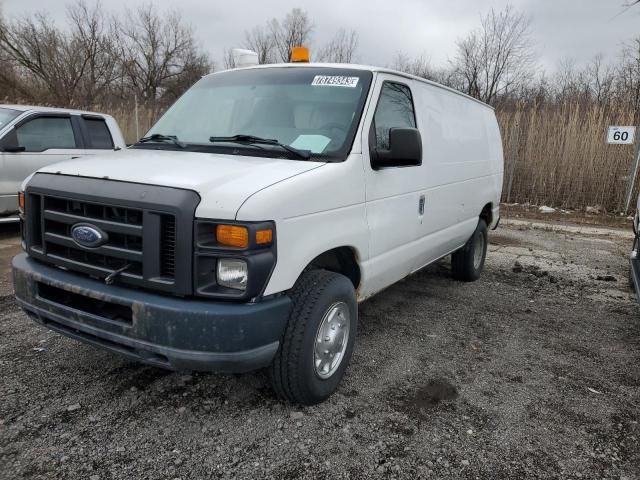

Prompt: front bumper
xmin=0 ymin=193 xmax=18 ymax=217
xmin=13 ymin=253 xmax=291 ymax=372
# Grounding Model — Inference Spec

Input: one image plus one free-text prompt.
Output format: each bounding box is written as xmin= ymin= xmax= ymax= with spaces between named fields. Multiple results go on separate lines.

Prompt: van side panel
xmin=405 ymin=80 xmax=503 ymax=275
xmin=238 ymin=76 xmax=503 ymax=301
xmin=357 ymin=73 xmax=428 ymax=300
xmin=484 ymin=109 xmax=505 ymax=228
xmin=235 ymin=156 xmax=369 ymax=298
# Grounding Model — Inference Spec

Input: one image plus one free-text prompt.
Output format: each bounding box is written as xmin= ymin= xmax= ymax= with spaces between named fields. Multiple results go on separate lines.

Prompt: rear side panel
xmin=367 ymin=77 xmax=503 ymax=283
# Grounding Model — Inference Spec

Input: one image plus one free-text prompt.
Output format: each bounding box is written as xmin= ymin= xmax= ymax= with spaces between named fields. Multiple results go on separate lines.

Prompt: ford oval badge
xmin=71 ymin=223 xmax=108 ymax=248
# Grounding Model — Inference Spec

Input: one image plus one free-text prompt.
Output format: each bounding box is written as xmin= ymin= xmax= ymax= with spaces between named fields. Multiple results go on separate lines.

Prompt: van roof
xmin=0 ymin=104 xmax=113 ymax=117
xmin=208 ymin=63 xmax=494 ymax=111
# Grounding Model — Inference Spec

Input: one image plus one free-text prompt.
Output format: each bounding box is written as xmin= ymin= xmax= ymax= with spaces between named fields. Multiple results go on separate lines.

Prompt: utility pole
xmin=624 ymin=136 xmax=640 ymax=214
xmin=506 ymin=120 xmax=519 ymax=204
xmin=134 ymin=94 xmax=140 ymax=141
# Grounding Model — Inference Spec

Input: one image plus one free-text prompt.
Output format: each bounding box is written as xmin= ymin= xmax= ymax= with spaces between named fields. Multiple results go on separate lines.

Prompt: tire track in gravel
xmin=0 ymin=294 xmax=19 ymax=323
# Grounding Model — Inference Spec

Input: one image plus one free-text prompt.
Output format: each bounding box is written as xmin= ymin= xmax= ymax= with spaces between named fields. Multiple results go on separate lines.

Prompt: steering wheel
xmin=317 ymin=122 xmax=347 ymax=134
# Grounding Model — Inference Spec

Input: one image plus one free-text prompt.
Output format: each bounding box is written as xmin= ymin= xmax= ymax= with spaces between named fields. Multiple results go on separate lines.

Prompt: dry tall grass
xmin=108 ymin=102 xmax=639 ymax=212
xmin=106 ymin=103 xmax=159 ymax=144
xmin=499 ymin=103 xmax=639 ymax=211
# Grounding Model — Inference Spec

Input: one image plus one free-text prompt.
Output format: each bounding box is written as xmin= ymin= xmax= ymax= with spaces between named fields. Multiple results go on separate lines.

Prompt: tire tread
xmin=270 ymin=269 xmax=342 ymax=405
xmin=452 ymin=219 xmax=487 ymax=282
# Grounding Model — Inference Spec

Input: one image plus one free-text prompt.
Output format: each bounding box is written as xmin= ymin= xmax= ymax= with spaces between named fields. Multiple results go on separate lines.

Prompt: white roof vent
xmin=232 ymin=49 xmax=259 ymax=68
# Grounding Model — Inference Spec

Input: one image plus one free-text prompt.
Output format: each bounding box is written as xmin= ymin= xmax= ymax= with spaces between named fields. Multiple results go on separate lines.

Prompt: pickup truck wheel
xmin=452 ymin=219 xmax=488 ymax=282
xmin=269 ymin=269 xmax=357 ymax=405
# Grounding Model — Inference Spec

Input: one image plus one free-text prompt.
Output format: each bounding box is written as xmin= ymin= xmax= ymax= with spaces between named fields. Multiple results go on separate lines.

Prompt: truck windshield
xmin=0 ymin=107 xmax=20 ymax=130
xmin=143 ymin=67 xmax=373 ymax=161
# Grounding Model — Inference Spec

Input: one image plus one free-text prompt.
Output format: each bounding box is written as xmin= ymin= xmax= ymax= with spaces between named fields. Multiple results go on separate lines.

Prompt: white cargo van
xmin=13 ymin=64 xmax=503 ymax=404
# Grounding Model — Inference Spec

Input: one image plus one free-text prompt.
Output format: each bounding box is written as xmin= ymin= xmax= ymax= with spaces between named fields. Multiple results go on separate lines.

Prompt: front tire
xmin=269 ymin=269 xmax=357 ymax=405
xmin=452 ymin=219 xmax=488 ymax=282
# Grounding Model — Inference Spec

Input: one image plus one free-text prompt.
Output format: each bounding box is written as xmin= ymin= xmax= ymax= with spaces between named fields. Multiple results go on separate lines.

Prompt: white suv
xmin=13 ymin=64 xmax=503 ymax=404
xmin=0 ymin=105 xmax=125 ymax=220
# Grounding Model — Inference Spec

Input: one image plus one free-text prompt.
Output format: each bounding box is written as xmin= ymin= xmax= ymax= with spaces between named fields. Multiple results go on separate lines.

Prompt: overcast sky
xmin=2 ymin=0 xmax=639 ymax=72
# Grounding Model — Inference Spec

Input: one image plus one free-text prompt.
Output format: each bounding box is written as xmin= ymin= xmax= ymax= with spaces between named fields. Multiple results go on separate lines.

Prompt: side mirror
xmin=3 ymin=145 xmax=26 ymax=153
xmin=0 ymin=129 xmax=26 ymax=152
xmin=371 ymin=127 xmax=422 ymax=169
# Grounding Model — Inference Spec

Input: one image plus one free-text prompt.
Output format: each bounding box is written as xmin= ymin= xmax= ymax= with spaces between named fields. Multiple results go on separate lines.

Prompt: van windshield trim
xmin=136 ymin=67 xmax=374 ymax=163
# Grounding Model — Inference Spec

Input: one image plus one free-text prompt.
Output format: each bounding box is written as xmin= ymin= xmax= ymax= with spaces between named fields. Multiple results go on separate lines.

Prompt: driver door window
xmin=16 ymin=116 xmax=78 ymax=152
xmin=373 ymin=82 xmax=417 ymax=150
xmin=2 ymin=116 xmax=84 ymax=216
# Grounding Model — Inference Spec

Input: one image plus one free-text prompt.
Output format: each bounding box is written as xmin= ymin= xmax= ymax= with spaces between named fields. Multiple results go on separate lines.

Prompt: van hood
xmin=37 ymin=148 xmax=324 ymax=219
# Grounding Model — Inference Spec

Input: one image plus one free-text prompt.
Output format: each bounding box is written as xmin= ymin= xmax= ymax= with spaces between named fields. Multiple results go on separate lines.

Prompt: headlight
xmin=217 ymin=259 xmax=248 ymax=290
xmin=18 ymin=191 xmax=25 ymax=215
xmin=194 ymin=220 xmax=276 ymax=299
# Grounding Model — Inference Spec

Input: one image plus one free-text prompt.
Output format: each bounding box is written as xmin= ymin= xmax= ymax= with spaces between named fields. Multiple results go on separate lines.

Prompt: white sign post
xmin=618 ymin=126 xmax=640 ymax=212
xmin=608 ymin=126 xmax=636 ymax=145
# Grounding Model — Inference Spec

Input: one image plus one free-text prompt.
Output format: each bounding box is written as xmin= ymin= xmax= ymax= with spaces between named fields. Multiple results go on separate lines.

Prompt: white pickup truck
xmin=0 ymin=105 xmax=125 ymax=221
xmin=13 ymin=64 xmax=503 ymax=404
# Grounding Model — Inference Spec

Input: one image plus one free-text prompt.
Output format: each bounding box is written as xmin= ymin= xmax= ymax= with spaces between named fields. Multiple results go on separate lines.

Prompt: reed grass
xmin=498 ymin=102 xmax=638 ymax=212
xmin=107 ymin=102 xmax=638 ymax=212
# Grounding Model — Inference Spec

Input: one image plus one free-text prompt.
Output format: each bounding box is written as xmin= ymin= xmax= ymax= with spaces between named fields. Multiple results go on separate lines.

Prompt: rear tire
xmin=452 ymin=219 xmax=488 ymax=282
xmin=269 ymin=269 xmax=357 ymax=405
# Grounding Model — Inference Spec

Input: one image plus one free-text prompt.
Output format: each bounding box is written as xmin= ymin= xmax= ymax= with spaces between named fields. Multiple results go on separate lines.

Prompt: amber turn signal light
xmin=18 ymin=191 xmax=25 ymax=212
xmin=291 ymin=46 xmax=310 ymax=63
xmin=255 ymin=229 xmax=273 ymax=245
xmin=216 ymin=224 xmax=249 ymax=248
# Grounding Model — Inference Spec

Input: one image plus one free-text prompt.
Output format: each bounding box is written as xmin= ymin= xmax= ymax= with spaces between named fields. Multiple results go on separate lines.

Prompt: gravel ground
xmin=1 ymin=218 xmax=639 ymax=480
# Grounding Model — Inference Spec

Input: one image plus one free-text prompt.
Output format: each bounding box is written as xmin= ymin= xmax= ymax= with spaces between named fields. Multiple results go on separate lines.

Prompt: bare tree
xmin=243 ymin=24 xmax=275 ymax=64
xmin=118 ymin=4 xmax=211 ymax=103
xmin=617 ymin=36 xmax=640 ymax=112
xmin=0 ymin=3 xmax=24 ymax=101
xmin=0 ymin=1 xmax=122 ymax=106
xmin=552 ymin=57 xmax=581 ymax=100
xmin=585 ymin=54 xmax=615 ymax=105
xmin=452 ymin=5 xmax=535 ymax=104
xmin=391 ymin=52 xmax=437 ymax=80
xmin=270 ymin=8 xmax=313 ymax=62
xmin=222 ymin=48 xmax=236 ymax=69
xmin=230 ymin=10 xmax=311 ymax=65
xmin=317 ymin=28 xmax=358 ymax=63
xmin=66 ymin=1 xmax=121 ymax=107
xmin=0 ymin=11 xmax=86 ymax=104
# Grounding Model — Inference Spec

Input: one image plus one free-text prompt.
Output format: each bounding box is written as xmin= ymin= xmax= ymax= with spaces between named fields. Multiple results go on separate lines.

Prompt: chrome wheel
xmin=314 ymin=302 xmax=350 ymax=379
xmin=473 ymin=233 xmax=485 ymax=270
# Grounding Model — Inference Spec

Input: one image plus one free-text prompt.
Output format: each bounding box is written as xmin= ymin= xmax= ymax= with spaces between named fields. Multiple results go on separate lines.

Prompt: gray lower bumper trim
xmin=13 ymin=253 xmax=291 ymax=373
xmin=18 ymin=298 xmax=280 ymax=372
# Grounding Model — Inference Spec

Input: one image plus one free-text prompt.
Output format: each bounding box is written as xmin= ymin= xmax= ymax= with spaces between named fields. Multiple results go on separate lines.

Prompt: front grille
xmin=40 ymin=196 xmax=145 ymax=279
xmin=160 ymin=214 xmax=176 ymax=278
xmin=38 ymin=282 xmax=133 ymax=324
xmin=33 ymin=195 xmax=149 ymax=282
xmin=25 ymin=174 xmax=199 ymax=296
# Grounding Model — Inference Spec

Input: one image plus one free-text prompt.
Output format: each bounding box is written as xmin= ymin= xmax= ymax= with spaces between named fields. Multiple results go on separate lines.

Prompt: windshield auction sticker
xmin=311 ymin=76 xmax=359 ymax=87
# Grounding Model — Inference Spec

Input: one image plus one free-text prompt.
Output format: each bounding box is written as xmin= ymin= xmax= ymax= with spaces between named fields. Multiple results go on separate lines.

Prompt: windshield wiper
xmin=138 ymin=134 xmax=186 ymax=148
xmin=209 ymin=134 xmax=311 ymax=160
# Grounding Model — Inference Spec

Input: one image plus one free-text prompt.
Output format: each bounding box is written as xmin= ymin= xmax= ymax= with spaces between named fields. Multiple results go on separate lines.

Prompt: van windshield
xmin=0 ymin=107 xmax=20 ymax=130
xmin=143 ymin=67 xmax=373 ymax=161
